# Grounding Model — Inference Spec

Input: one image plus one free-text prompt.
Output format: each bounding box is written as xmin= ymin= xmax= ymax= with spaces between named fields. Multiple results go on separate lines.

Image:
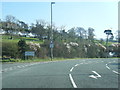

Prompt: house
xmin=0 ymin=29 xmax=6 ymax=34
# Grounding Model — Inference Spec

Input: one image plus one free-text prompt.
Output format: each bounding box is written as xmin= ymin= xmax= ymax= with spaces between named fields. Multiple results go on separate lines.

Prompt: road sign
xmin=50 ymin=43 xmax=54 ymax=48
xmin=25 ymin=51 xmax=35 ymax=56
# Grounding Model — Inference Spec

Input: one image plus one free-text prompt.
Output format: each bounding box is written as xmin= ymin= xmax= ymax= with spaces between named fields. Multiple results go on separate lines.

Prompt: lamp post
xmin=50 ymin=2 xmax=55 ymax=60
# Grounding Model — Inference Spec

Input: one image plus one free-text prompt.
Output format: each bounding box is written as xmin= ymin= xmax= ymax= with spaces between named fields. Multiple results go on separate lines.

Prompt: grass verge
xmin=1 ymin=57 xmax=119 ymax=64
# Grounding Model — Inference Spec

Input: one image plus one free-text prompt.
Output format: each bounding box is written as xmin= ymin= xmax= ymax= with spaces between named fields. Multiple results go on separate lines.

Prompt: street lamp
xmin=50 ymin=2 xmax=55 ymax=60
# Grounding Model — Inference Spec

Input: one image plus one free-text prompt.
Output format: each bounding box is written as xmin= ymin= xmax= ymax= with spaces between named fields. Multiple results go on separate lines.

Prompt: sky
xmin=1 ymin=0 xmax=119 ymax=39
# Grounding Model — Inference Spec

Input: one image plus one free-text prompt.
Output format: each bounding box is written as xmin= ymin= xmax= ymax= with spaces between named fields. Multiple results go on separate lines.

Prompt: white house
xmin=0 ymin=29 xmax=6 ymax=34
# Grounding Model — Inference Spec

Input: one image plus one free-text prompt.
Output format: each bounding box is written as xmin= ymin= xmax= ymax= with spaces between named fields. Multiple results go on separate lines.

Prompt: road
xmin=1 ymin=58 xmax=119 ymax=88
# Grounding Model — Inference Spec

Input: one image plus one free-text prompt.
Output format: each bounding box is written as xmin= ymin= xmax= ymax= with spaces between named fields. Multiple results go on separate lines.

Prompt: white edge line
xmin=69 ymin=74 xmax=77 ymax=88
xmin=75 ymin=64 xmax=79 ymax=67
xmin=70 ymin=67 xmax=74 ymax=72
xmin=112 ymin=70 xmax=120 ymax=74
xmin=106 ymin=66 xmax=110 ymax=70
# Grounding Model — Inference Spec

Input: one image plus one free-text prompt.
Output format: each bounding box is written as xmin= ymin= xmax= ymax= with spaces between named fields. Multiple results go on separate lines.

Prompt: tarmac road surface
xmin=1 ymin=58 xmax=119 ymax=88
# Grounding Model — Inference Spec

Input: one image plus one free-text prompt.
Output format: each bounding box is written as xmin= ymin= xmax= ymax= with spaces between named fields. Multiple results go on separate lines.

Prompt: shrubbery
xmin=2 ymin=42 xmax=18 ymax=58
xmin=2 ymin=38 xmax=107 ymax=60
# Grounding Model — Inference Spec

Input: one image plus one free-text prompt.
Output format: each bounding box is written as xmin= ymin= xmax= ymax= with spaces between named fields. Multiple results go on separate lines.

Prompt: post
xmin=106 ymin=34 xmax=109 ymax=58
xmin=106 ymin=34 xmax=109 ymax=46
xmin=50 ymin=2 xmax=55 ymax=61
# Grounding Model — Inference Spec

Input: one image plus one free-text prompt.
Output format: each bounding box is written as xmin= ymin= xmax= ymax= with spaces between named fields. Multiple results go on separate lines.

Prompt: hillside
xmin=2 ymin=34 xmax=43 ymax=44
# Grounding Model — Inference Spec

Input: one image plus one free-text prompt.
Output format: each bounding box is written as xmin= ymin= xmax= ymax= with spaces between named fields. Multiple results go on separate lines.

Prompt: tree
xmin=46 ymin=25 xmax=51 ymax=40
xmin=3 ymin=15 xmax=20 ymax=38
xmin=18 ymin=39 xmax=28 ymax=60
xmin=18 ymin=20 xmax=28 ymax=32
xmin=67 ymin=27 xmax=77 ymax=41
xmin=104 ymin=29 xmax=114 ymax=57
xmin=76 ymin=27 xmax=86 ymax=39
xmin=104 ymin=29 xmax=113 ymax=46
xmin=31 ymin=20 xmax=46 ymax=39
xmin=88 ymin=27 xmax=95 ymax=42
xmin=5 ymin=15 xmax=17 ymax=31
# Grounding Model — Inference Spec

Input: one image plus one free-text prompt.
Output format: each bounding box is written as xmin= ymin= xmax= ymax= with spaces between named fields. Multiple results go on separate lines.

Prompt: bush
xmin=36 ymin=47 xmax=48 ymax=58
xmin=18 ymin=39 xmax=30 ymax=59
xmin=53 ymin=41 xmax=69 ymax=58
xmin=2 ymin=42 xmax=18 ymax=58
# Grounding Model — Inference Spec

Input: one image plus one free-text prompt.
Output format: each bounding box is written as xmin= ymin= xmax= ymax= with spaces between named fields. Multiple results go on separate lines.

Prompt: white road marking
xmin=112 ymin=70 xmax=120 ymax=74
xmin=105 ymin=62 xmax=120 ymax=75
xmin=89 ymin=75 xmax=97 ymax=79
xmin=106 ymin=66 xmax=110 ymax=70
xmin=89 ymin=71 xmax=101 ymax=79
xmin=69 ymin=74 xmax=77 ymax=88
xmin=92 ymin=71 xmax=101 ymax=77
xmin=75 ymin=64 xmax=79 ymax=67
xmin=70 ymin=67 xmax=74 ymax=72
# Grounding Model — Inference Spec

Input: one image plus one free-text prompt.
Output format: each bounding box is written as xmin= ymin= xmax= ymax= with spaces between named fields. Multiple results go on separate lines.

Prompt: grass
xmin=2 ymin=34 xmax=43 ymax=44
xmin=1 ymin=57 xmax=82 ymax=63
xmin=2 ymin=57 xmax=119 ymax=64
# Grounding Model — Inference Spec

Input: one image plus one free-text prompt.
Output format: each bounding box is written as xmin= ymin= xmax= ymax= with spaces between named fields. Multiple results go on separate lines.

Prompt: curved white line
xmin=75 ymin=64 xmax=79 ymax=67
xmin=106 ymin=61 xmax=119 ymax=75
xmin=112 ymin=70 xmax=120 ymax=74
xmin=69 ymin=74 xmax=77 ymax=88
xmin=106 ymin=66 xmax=110 ymax=70
xmin=70 ymin=67 xmax=74 ymax=72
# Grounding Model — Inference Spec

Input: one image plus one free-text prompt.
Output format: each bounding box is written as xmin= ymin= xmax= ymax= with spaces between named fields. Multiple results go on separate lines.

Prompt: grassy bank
xmin=2 ymin=34 xmax=43 ymax=44
xmin=1 ymin=57 xmax=119 ymax=64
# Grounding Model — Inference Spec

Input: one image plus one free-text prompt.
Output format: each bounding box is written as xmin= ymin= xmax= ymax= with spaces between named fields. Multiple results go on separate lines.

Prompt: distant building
xmin=0 ymin=29 xmax=6 ymax=34
xmin=27 ymin=32 xmax=36 ymax=37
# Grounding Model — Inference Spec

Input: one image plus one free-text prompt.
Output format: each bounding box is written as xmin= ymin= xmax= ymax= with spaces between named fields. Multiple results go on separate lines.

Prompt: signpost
xmin=50 ymin=43 xmax=54 ymax=48
xmin=50 ymin=41 xmax=54 ymax=60
xmin=25 ymin=51 xmax=35 ymax=59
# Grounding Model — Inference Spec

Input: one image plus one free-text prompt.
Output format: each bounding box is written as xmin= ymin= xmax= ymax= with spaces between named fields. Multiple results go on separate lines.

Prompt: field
xmin=2 ymin=34 xmax=43 ymax=44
